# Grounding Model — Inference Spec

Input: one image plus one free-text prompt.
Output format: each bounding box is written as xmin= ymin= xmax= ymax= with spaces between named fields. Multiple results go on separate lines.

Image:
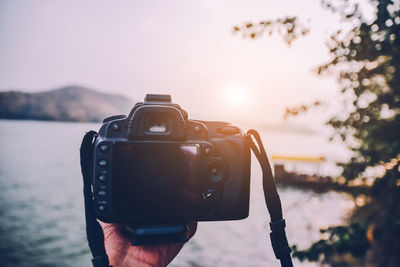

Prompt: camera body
xmin=93 ymin=94 xmax=251 ymax=223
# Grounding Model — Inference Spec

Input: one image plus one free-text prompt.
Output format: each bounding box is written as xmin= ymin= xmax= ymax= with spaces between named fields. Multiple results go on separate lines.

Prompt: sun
xmin=224 ymin=87 xmax=249 ymax=107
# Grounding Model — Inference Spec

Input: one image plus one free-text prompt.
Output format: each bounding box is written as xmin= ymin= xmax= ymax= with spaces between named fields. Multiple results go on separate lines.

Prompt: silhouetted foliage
xmin=233 ymin=16 xmax=310 ymax=45
xmin=235 ymin=0 xmax=400 ymax=265
xmin=292 ymin=223 xmax=370 ymax=262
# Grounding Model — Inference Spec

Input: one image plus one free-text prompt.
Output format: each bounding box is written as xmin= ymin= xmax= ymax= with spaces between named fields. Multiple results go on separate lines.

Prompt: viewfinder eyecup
xmin=127 ymin=105 xmax=186 ymax=140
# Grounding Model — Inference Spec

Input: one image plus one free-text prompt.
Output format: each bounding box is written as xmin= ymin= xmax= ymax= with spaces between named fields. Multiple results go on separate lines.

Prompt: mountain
xmin=0 ymin=86 xmax=134 ymax=122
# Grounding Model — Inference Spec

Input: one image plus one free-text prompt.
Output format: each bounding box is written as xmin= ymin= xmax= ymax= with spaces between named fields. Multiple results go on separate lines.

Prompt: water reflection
xmin=0 ymin=120 xmax=354 ymax=267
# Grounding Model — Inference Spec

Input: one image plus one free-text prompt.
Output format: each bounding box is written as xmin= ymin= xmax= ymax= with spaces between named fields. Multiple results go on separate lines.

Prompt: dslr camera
xmin=93 ymin=94 xmax=250 ymax=223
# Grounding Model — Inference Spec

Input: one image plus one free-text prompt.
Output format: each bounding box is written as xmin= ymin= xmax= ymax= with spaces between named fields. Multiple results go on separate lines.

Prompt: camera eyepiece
xmin=126 ymin=94 xmax=186 ymax=140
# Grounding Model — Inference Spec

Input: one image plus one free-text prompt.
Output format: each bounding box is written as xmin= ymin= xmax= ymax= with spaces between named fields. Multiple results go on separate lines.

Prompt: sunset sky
xmin=0 ymin=0 xmax=363 ymax=125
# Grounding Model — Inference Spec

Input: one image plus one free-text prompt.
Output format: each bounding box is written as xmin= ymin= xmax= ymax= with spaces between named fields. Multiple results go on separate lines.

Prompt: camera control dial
xmin=103 ymin=114 xmax=127 ymax=123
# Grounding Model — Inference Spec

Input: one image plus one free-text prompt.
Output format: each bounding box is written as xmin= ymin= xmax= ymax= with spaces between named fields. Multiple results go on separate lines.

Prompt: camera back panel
xmin=92 ymin=96 xmax=251 ymax=223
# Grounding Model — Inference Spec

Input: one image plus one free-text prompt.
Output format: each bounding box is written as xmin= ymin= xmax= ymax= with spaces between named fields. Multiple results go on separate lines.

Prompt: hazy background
xmin=0 ymin=1 xmax=365 ymax=266
xmin=0 ymin=0 xmax=346 ymax=125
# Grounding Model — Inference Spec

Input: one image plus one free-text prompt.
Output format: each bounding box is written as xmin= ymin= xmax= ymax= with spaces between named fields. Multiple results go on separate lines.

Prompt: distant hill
xmin=0 ymin=86 xmax=134 ymax=122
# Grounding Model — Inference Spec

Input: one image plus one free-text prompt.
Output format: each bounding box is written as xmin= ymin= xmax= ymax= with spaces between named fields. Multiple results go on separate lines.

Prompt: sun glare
xmin=224 ymin=87 xmax=249 ymax=107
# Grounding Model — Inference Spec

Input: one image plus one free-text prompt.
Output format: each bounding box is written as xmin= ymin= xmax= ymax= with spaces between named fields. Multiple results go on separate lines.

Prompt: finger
xmin=186 ymin=221 xmax=198 ymax=240
xmin=99 ymin=221 xmax=128 ymax=242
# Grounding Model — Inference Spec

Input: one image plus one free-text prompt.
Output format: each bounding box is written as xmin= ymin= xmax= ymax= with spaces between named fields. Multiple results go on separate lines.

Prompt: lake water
xmin=0 ymin=120 xmax=355 ymax=267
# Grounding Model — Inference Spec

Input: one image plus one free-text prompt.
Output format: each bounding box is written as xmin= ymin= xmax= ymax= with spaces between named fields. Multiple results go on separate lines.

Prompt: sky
xmin=0 ymin=0 xmax=351 ymax=125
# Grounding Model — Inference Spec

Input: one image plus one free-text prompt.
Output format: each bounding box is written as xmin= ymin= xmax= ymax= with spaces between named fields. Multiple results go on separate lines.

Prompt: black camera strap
xmin=80 ymin=131 xmax=112 ymax=267
xmin=247 ymin=129 xmax=293 ymax=267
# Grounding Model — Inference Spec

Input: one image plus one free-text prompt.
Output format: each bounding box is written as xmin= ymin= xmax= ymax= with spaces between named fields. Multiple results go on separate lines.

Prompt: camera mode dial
xmin=103 ymin=114 xmax=127 ymax=123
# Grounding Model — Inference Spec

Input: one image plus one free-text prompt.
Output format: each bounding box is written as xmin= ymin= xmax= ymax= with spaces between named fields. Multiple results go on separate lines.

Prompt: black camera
xmin=93 ymin=94 xmax=251 ymax=223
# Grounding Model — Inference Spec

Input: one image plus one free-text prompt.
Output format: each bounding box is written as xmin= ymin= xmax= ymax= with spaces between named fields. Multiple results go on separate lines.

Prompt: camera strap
xmin=80 ymin=131 xmax=112 ymax=267
xmin=247 ymin=129 xmax=293 ymax=267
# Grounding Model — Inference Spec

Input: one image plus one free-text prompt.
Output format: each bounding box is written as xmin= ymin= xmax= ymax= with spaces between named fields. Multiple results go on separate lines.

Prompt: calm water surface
xmin=0 ymin=120 xmax=354 ymax=267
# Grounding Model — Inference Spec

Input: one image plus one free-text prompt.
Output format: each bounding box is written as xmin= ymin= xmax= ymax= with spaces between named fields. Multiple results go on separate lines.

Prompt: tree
xmin=234 ymin=0 xmax=400 ymax=265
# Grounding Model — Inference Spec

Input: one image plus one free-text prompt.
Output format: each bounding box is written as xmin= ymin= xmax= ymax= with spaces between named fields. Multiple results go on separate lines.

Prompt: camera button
xmin=99 ymin=144 xmax=109 ymax=153
xmin=98 ymin=190 xmax=107 ymax=197
xmin=194 ymin=125 xmax=202 ymax=133
xmin=98 ymin=174 xmax=107 ymax=182
xmin=98 ymin=205 xmax=106 ymax=213
xmin=202 ymin=188 xmax=216 ymax=199
xmin=207 ymin=160 xmax=227 ymax=184
xmin=210 ymin=171 xmax=223 ymax=183
xmin=98 ymin=160 xmax=107 ymax=167
xmin=112 ymin=123 xmax=121 ymax=131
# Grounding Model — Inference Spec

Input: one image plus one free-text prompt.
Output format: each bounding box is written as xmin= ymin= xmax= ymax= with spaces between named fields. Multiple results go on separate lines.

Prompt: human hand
xmin=100 ymin=222 xmax=197 ymax=267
